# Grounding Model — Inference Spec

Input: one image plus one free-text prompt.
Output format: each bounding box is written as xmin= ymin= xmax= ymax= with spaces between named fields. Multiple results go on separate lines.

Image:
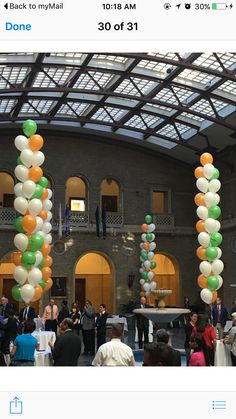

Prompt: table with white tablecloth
xmin=35 ymin=349 xmax=53 ymax=366
xmin=106 ymin=316 xmax=128 ymax=332
xmin=214 ymin=340 xmax=232 ymax=366
xmin=32 ymin=331 xmax=56 ymax=351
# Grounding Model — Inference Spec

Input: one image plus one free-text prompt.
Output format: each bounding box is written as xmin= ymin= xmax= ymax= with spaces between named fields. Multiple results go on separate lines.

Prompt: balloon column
xmin=12 ymin=120 xmax=53 ymax=304
xmin=139 ymin=215 xmax=157 ymax=296
xmin=195 ymin=152 xmax=223 ymax=305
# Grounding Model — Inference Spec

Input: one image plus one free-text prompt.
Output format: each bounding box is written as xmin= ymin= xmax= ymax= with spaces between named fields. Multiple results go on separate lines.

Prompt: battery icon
xmin=212 ymin=3 xmax=227 ymax=9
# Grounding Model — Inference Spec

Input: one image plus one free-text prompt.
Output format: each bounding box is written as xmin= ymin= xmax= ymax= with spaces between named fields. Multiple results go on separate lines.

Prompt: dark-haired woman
xmin=70 ymin=305 xmax=81 ymax=335
xmin=188 ymin=333 xmax=207 ymax=366
xmin=184 ymin=312 xmax=198 ymax=364
xmin=10 ymin=320 xmax=39 ymax=366
xmin=192 ymin=314 xmax=216 ymax=366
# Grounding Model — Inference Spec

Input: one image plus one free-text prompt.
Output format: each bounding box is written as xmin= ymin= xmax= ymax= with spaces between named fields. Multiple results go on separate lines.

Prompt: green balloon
xmin=32 ymin=184 xmax=43 ymax=199
xmin=29 ymin=233 xmax=44 ymax=252
xmin=205 ymin=246 xmax=218 ymax=262
xmin=38 ymin=257 xmax=45 ymax=269
xmin=210 ymin=168 xmax=220 ymax=180
xmin=207 ymin=275 xmax=219 ymax=292
xmin=15 ymin=216 xmax=25 ymax=233
xmin=145 ymin=215 xmax=153 ymax=224
xmin=17 ymin=156 xmax=23 ymax=165
xmin=12 ymin=284 xmax=23 ymax=302
xmin=22 ymin=119 xmax=37 ymax=137
xmin=38 ymin=176 xmax=48 ymax=188
xmin=208 ymin=205 xmax=221 ymax=220
xmin=146 ymin=233 xmax=155 ymax=242
xmin=22 ymin=251 xmax=36 ymax=268
xmin=141 ymin=251 xmax=148 ymax=260
xmin=38 ymin=279 xmax=46 ymax=289
xmin=210 ymin=232 xmax=223 ymax=247
xmin=150 ymin=261 xmax=157 ymax=269
xmin=141 ymin=271 xmax=148 ymax=280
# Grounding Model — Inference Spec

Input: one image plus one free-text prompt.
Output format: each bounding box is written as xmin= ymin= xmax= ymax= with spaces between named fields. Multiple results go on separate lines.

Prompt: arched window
xmin=100 ymin=178 xmax=120 ymax=212
xmin=66 ymin=176 xmax=87 ymax=212
xmin=0 ymin=172 xmax=14 ymax=207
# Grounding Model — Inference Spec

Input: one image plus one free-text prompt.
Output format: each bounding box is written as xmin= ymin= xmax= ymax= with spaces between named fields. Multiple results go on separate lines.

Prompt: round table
xmin=32 ymin=331 xmax=56 ymax=351
xmin=35 ymin=349 xmax=53 ymax=366
xmin=214 ymin=340 xmax=232 ymax=366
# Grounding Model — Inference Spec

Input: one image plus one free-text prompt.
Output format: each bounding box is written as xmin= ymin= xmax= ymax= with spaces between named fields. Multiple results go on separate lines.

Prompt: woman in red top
xmin=192 ymin=314 xmax=216 ymax=366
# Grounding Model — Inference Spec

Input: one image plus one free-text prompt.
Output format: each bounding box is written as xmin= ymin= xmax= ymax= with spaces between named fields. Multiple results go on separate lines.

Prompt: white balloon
xmin=203 ymin=163 xmax=215 ymax=179
xmin=14 ymin=135 xmax=28 ymax=151
xmin=143 ymin=282 xmax=151 ymax=292
xmin=216 ymin=275 xmax=223 ymax=291
xmin=141 ymin=234 xmax=147 ymax=242
xmin=208 ymin=179 xmax=221 ymax=193
xmin=34 ymin=250 xmax=43 ymax=267
xmin=198 ymin=232 xmax=210 ymax=247
xmin=14 ymin=197 xmax=28 ymax=215
xmin=149 ymin=242 xmax=156 ymax=251
xmin=44 ymin=233 xmax=52 ymax=244
xmin=144 ymin=260 xmax=151 ymax=270
xmin=43 ymin=199 xmax=52 ymax=211
xmin=13 ymin=266 xmax=28 ymax=285
xmin=20 ymin=284 xmax=35 ymax=303
xmin=47 ymin=189 xmax=52 ymax=200
xmin=31 ymin=151 xmax=45 ymax=167
xmin=14 ymin=182 xmax=24 ymax=197
xmin=196 ymin=206 xmax=208 ymax=220
xmin=216 ymin=247 xmax=222 ymax=259
xmin=15 ymin=165 xmax=29 ymax=182
xmin=199 ymin=261 xmax=212 ymax=277
xmin=147 ymin=271 xmax=154 ymax=280
xmin=211 ymin=259 xmax=224 ymax=275
xmin=14 ymin=233 xmax=29 ymax=252
xmin=145 ymin=291 xmax=151 ymax=297
xmin=214 ymin=220 xmax=221 ymax=232
xmin=204 ymin=218 xmax=216 ymax=233
xmin=150 ymin=281 xmax=156 ymax=290
xmin=20 ymin=149 xmax=34 ymax=168
xmin=200 ymin=288 xmax=213 ymax=304
xmin=147 ymin=223 xmax=155 ymax=233
xmin=42 ymin=222 xmax=52 ymax=234
xmin=28 ymin=198 xmax=43 ymax=216
xmin=22 ymin=180 xmax=36 ymax=199
xmin=33 ymin=216 xmax=44 ymax=233
xmin=140 ymin=243 xmax=144 ymax=249
xmin=204 ymin=192 xmax=220 ymax=208
xmin=28 ymin=268 xmax=42 ymax=286
xmin=139 ymin=279 xmax=145 ymax=285
xmin=148 ymin=251 xmax=154 ymax=260
xmin=196 ymin=177 xmax=209 ymax=193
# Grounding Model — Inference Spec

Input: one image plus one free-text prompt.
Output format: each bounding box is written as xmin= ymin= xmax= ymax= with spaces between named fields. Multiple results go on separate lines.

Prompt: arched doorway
xmin=148 ymin=253 xmax=180 ymax=307
xmin=74 ymin=252 xmax=114 ymax=314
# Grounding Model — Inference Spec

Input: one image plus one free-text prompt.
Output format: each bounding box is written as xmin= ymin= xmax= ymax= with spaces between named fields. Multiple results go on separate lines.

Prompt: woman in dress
xmin=70 ymin=304 xmax=81 ymax=335
xmin=192 ymin=314 xmax=216 ymax=366
xmin=188 ymin=333 xmax=207 ymax=366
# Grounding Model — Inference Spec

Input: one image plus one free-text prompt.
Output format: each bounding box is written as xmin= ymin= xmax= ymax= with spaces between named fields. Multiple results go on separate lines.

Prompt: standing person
xmin=143 ymin=342 xmax=174 ymax=366
xmin=96 ymin=304 xmax=108 ymax=349
xmin=81 ymin=300 xmax=95 ymax=355
xmin=0 ymin=297 xmax=13 ymax=318
xmin=19 ymin=303 xmax=36 ymax=324
xmin=192 ymin=314 xmax=216 ymax=366
xmin=10 ymin=320 xmax=39 ymax=366
xmin=49 ymin=318 xmax=81 ymax=366
xmin=42 ymin=299 xmax=59 ymax=335
xmin=184 ymin=312 xmax=198 ymax=364
xmin=212 ymin=297 xmax=228 ymax=339
xmin=224 ymin=312 xmax=236 ymax=366
xmin=58 ymin=300 xmax=70 ymax=325
xmin=70 ymin=304 xmax=81 ymax=335
xmin=156 ymin=329 xmax=181 ymax=366
xmin=188 ymin=333 xmax=208 ymax=367
xmin=0 ymin=309 xmax=19 ymax=357
xmin=92 ymin=323 xmax=135 ymax=366
xmin=135 ymin=296 xmax=150 ymax=349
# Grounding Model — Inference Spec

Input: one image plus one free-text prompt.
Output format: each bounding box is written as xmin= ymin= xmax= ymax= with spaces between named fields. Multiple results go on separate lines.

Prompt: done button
xmin=5 ymin=22 xmax=31 ymax=31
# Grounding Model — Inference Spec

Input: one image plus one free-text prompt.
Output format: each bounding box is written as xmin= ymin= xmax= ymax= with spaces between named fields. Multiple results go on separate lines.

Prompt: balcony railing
xmin=0 ymin=208 xmax=16 ymax=225
xmin=153 ymin=213 xmax=175 ymax=229
xmin=106 ymin=212 xmax=123 ymax=227
xmin=69 ymin=211 xmax=89 ymax=227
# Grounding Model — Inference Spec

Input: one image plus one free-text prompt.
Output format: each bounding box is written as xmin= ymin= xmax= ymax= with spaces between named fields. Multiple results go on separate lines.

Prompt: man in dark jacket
xmin=95 ymin=304 xmax=108 ymax=349
xmin=156 ymin=329 xmax=181 ymax=366
xmin=49 ymin=318 xmax=81 ymax=366
xmin=135 ymin=296 xmax=150 ymax=349
xmin=212 ymin=297 xmax=228 ymax=339
xmin=58 ymin=300 xmax=70 ymax=325
xmin=19 ymin=303 xmax=36 ymax=324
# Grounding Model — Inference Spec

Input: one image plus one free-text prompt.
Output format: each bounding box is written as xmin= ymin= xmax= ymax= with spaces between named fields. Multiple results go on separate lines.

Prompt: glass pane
xmin=152 ymin=191 xmax=165 ymax=213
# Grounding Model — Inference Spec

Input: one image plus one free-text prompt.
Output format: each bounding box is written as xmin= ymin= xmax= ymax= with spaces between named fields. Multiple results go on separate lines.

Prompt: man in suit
xmin=81 ymin=300 xmax=96 ymax=355
xmin=212 ymin=297 xmax=228 ymax=339
xmin=49 ymin=318 xmax=81 ymax=366
xmin=135 ymin=296 xmax=150 ymax=349
xmin=156 ymin=329 xmax=181 ymax=366
xmin=96 ymin=304 xmax=108 ymax=349
xmin=19 ymin=303 xmax=36 ymax=324
xmin=0 ymin=297 xmax=13 ymax=318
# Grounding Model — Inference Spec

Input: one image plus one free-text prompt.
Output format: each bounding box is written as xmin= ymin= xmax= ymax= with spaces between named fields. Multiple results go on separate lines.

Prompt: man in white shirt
xmin=92 ymin=323 xmax=135 ymax=366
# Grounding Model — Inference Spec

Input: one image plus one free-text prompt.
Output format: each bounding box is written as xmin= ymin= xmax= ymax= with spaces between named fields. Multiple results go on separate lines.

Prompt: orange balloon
xmin=12 ymin=251 xmax=22 ymax=266
xmin=22 ymin=214 xmax=36 ymax=234
xmin=38 ymin=210 xmax=48 ymax=221
xmin=44 ymin=277 xmax=53 ymax=291
xmin=28 ymin=134 xmax=44 ymax=151
xmin=194 ymin=193 xmax=205 ymax=207
xmin=41 ymin=188 xmax=49 ymax=201
xmin=44 ymin=255 xmax=53 ymax=267
xmin=42 ymin=267 xmax=52 ymax=281
xmin=200 ymin=152 xmax=213 ymax=166
xmin=211 ymin=291 xmax=218 ymax=303
xmin=197 ymin=274 xmax=208 ymax=289
xmin=143 ymin=242 xmax=150 ymax=251
xmin=194 ymin=166 xmax=204 ymax=179
xmin=196 ymin=220 xmax=207 ymax=233
xmin=41 ymin=244 xmax=51 ymax=257
xmin=196 ymin=246 xmax=206 ymax=261
xmin=31 ymin=285 xmax=43 ymax=302
xmin=141 ymin=224 xmax=148 ymax=233
xmin=28 ymin=166 xmax=43 ymax=182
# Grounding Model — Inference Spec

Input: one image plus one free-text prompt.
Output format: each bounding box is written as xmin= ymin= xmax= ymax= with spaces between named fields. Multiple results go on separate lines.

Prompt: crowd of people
xmin=0 ymin=295 xmax=236 ymax=367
